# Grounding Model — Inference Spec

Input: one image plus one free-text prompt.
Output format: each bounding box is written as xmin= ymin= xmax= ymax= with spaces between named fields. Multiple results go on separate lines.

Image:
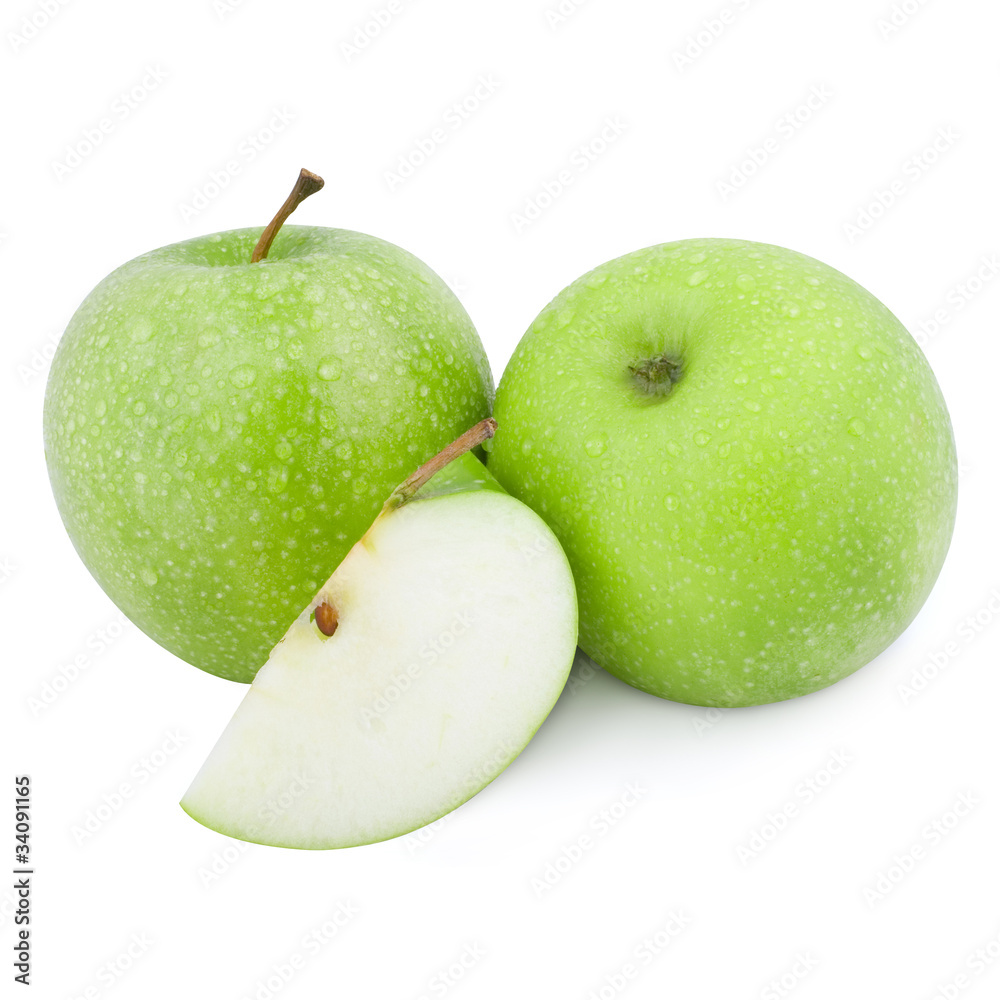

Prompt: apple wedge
xmin=181 ymin=420 xmax=577 ymax=848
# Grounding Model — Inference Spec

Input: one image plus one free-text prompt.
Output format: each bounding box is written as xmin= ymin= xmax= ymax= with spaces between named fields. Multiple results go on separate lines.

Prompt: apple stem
xmin=250 ymin=168 xmax=325 ymax=263
xmin=381 ymin=418 xmax=498 ymax=515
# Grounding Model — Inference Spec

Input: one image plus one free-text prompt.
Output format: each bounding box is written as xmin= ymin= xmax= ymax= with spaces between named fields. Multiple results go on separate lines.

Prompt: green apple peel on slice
xmin=182 ymin=420 xmax=578 ymax=849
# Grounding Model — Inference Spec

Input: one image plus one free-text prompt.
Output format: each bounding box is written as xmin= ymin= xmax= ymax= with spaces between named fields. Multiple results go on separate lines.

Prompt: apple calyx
xmin=380 ymin=417 xmax=498 ymax=516
xmin=629 ymin=353 xmax=683 ymax=397
xmin=250 ymin=168 xmax=325 ymax=263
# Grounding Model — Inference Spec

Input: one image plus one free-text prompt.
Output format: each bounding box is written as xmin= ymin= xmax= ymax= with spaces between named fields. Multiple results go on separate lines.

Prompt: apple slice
xmin=181 ymin=420 xmax=577 ymax=849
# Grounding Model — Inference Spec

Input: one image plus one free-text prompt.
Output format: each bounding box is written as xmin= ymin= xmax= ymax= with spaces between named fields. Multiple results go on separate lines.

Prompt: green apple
xmin=44 ymin=170 xmax=493 ymax=681
xmin=182 ymin=420 xmax=578 ymax=848
xmin=490 ymin=238 xmax=957 ymax=707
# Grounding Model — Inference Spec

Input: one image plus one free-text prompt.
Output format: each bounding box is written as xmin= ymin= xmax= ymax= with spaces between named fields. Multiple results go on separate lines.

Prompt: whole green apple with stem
xmin=44 ymin=169 xmax=493 ymax=682
xmin=490 ymin=239 xmax=957 ymax=707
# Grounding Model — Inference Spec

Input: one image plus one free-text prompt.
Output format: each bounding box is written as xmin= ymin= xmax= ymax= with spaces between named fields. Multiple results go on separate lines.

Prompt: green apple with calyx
xmin=490 ymin=238 xmax=957 ymax=707
xmin=44 ymin=169 xmax=493 ymax=682
xmin=181 ymin=419 xmax=577 ymax=849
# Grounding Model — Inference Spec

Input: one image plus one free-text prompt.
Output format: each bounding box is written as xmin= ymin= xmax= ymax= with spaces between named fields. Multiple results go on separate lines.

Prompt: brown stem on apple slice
xmin=250 ymin=168 xmax=325 ymax=263
xmin=381 ymin=417 xmax=498 ymax=515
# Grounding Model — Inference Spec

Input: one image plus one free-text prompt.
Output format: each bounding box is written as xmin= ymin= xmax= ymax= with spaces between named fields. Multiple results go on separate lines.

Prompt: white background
xmin=4 ymin=0 xmax=1000 ymax=997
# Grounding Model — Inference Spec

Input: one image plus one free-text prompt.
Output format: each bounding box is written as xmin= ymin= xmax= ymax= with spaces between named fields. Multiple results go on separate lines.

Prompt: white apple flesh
xmin=181 ymin=431 xmax=577 ymax=849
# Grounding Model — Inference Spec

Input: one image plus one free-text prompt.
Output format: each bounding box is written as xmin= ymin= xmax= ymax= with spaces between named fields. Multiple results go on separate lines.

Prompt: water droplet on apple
xmin=856 ymin=344 xmax=873 ymax=360
xmin=736 ymin=274 xmax=755 ymax=290
xmin=164 ymin=391 xmax=179 ymax=409
xmin=584 ymin=435 xmax=607 ymax=457
xmin=610 ymin=475 xmax=625 ymax=491
xmin=205 ymin=407 xmax=222 ymax=433
xmin=717 ymin=443 xmax=731 ymax=458
xmin=140 ymin=567 xmax=158 ymax=587
xmin=687 ymin=270 xmax=710 ymax=287
xmin=267 ymin=466 xmax=289 ymax=493
xmin=733 ymin=372 xmax=749 ymax=386
xmin=665 ymin=494 xmax=679 ymax=511
xmin=229 ymin=365 xmax=257 ymax=388
xmin=688 ymin=251 xmax=707 ymax=264
xmin=317 ymin=357 xmax=343 ymax=381
xmin=810 ymin=299 xmax=826 ymax=310
xmin=848 ymin=418 xmax=866 ymax=436
xmin=694 ymin=431 xmax=712 ymax=447
xmin=585 ymin=273 xmax=608 ymax=289
xmin=94 ymin=400 xmax=107 ymax=418
xmin=743 ymin=399 xmax=762 ymax=413
xmin=274 ymin=442 xmax=293 ymax=461
xmin=130 ymin=318 xmax=154 ymax=343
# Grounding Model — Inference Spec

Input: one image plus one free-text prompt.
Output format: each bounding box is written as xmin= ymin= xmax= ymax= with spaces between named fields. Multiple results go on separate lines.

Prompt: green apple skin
xmin=490 ymin=239 xmax=957 ymax=707
xmin=44 ymin=226 xmax=493 ymax=682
